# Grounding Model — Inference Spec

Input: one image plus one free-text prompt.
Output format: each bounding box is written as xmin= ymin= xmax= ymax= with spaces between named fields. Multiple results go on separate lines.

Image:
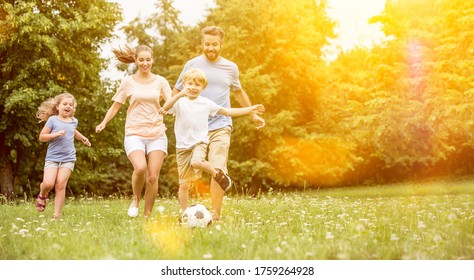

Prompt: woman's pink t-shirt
xmin=112 ymin=75 xmax=172 ymax=138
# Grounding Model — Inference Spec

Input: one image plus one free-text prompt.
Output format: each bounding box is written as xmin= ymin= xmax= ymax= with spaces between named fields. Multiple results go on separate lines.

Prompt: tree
xmin=0 ymin=0 xmax=121 ymax=197
xmin=201 ymin=0 xmax=336 ymax=188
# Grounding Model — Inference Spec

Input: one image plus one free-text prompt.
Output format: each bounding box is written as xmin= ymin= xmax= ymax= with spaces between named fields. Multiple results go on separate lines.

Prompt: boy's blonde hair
xmin=36 ymin=92 xmax=76 ymax=122
xmin=182 ymin=68 xmax=208 ymax=88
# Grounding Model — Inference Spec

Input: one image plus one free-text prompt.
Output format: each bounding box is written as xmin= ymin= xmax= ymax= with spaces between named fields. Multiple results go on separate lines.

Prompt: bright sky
xmin=103 ymin=0 xmax=387 ymax=78
xmin=325 ymin=0 xmax=387 ymax=60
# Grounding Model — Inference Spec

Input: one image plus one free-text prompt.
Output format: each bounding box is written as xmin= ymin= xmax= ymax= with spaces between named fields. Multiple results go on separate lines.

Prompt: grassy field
xmin=0 ymin=179 xmax=473 ymax=260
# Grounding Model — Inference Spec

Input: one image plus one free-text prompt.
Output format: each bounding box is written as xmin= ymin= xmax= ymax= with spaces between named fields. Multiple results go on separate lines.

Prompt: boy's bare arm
xmin=218 ymin=104 xmax=265 ymax=117
xmin=160 ymin=90 xmax=187 ymax=114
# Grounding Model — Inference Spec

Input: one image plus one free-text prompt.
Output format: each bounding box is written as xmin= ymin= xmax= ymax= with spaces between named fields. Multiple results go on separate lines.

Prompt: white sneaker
xmin=128 ymin=207 xmax=139 ymax=218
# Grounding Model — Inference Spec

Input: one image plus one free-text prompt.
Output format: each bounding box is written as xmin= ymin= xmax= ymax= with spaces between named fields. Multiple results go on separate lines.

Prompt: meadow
xmin=0 ymin=179 xmax=473 ymax=260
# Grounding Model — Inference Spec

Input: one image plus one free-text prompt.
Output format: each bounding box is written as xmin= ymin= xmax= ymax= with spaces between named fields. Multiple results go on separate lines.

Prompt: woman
xmin=96 ymin=45 xmax=171 ymax=218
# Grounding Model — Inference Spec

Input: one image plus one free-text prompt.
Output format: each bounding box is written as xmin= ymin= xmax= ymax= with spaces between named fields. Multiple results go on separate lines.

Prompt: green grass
xmin=1 ymin=179 xmax=473 ymax=260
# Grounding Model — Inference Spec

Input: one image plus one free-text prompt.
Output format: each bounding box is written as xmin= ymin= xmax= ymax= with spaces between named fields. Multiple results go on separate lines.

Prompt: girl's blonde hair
xmin=36 ymin=92 xmax=76 ymax=122
xmin=182 ymin=68 xmax=208 ymax=88
xmin=112 ymin=44 xmax=153 ymax=64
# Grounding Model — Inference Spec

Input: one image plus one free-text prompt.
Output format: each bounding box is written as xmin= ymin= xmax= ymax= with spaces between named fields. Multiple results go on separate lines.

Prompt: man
xmin=172 ymin=26 xmax=265 ymax=221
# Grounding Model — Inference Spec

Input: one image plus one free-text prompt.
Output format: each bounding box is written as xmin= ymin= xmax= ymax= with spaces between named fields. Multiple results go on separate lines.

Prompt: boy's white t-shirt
xmin=169 ymin=96 xmax=221 ymax=149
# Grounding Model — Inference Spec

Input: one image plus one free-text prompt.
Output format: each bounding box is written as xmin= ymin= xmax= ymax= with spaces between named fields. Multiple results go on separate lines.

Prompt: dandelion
xmin=156 ymin=206 xmax=165 ymax=213
xmin=325 ymin=232 xmax=334 ymax=239
xmin=433 ymin=235 xmax=442 ymax=243
xmin=337 ymin=252 xmax=350 ymax=259
xmin=448 ymin=213 xmax=457 ymax=221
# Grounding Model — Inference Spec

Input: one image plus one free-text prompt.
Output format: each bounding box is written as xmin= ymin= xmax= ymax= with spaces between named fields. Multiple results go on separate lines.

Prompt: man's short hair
xmin=201 ymin=26 xmax=225 ymax=41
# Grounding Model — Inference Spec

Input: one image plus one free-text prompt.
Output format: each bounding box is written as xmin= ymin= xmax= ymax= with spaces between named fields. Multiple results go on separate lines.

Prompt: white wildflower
xmin=156 ymin=206 xmax=165 ymax=213
xmin=275 ymin=247 xmax=283 ymax=254
xmin=355 ymin=224 xmax=365 ymax=232
xmin=448 ymin=213 xmax=457 ymax=221
xmin=16 ymin=218 xmax=25 ymax=222
xmin=325 ymin=232 xmax=334 ymax=239
xmin=202 ymin=253 xmax=212 ymax=259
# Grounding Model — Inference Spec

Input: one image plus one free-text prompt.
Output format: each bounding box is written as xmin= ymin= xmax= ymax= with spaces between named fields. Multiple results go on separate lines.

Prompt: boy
xmin=160 ymin=68 xmax=265 ymax=218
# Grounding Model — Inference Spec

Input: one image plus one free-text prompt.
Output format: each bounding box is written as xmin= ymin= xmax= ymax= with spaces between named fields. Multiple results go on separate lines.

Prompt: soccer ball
xmin=181 ymin=204 xmax=212 ymax=228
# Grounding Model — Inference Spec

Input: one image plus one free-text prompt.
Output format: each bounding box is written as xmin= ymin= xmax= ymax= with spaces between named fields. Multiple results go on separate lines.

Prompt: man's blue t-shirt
xmin=44 ymin=115 xmax=78 ymax=162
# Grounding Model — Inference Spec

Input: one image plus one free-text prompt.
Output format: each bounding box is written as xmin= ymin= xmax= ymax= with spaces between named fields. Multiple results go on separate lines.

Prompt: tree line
xmin=1 ymin=0 xmax=473 ymax=198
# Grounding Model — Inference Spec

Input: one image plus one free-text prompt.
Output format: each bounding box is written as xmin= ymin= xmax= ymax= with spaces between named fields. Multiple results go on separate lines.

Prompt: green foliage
xmin=3 ymin=0 xmax=474 ymax=196
xmin=322 ymin=0 xmax=474 ymax=184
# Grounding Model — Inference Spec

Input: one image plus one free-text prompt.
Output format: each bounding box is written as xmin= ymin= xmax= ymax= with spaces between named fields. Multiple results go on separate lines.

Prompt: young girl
xmin=36 ymin=92 xmax=91 ymax=219
xmin=96 ymin=45 xmax=172 ymax=218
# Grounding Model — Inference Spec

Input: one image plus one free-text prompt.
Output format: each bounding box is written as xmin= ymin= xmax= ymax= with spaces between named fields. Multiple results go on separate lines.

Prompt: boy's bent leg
xmin=207 ymin=127 xmax=232 ymax=221
xmin=190 ymin=142 xmax=216 ymax=177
